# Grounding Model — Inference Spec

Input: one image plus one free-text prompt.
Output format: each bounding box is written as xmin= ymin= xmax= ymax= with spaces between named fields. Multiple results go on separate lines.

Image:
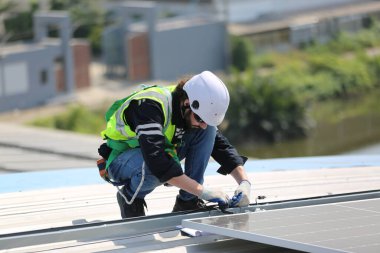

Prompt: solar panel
xmin=182 ymin=198 xmax=380 ymax=253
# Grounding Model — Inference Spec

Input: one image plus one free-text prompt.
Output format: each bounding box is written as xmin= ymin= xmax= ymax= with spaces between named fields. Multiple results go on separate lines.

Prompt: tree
xmin=49 ymin=0 xmax=105 ymax=55
xmin=2 ymin=1 xmax=38 ymax=42
xmin=0 ymin=0 xmax=17 ymax=43
xmin=230 ymin=35 xmax=253 ymax=71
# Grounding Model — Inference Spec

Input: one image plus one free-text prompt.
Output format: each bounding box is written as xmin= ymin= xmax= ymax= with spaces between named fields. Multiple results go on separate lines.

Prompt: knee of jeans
xmin=130 ymin=172 xmax=161 ymax=198
xmin=107 ymin=162 xmax=122 ymax=181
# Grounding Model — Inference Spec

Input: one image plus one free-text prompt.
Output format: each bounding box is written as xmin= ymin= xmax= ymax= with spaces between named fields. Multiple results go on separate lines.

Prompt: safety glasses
xmin=193 ymin=112 xmax=204 ymax=124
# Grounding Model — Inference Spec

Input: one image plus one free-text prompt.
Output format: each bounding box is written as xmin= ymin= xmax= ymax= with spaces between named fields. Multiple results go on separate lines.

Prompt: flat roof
xmin=0 ymin=43 xmax=43 ymax=56
xmin=229 ymin=1 xmax=380 ymax=36
xmin=0 ymin=123 xmax=379 ymax=252
xmin=0 ymin=39 xmax=62 ymax=56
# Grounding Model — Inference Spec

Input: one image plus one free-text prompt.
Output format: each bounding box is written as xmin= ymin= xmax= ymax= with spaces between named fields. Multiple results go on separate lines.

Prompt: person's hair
xmin=173 ymin=77 xmax=190 ymax=102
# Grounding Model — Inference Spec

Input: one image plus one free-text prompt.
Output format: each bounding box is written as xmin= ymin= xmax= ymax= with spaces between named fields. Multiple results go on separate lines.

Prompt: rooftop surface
xmin=0 ymin=122 xmax=379 ymax=252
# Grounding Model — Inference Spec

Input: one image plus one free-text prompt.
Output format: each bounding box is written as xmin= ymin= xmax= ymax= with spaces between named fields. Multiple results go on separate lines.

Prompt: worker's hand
xmin=231 ymin=180 xmax=251 ymax=207
xmin=199 ymin=187 xmax=229 ymax=208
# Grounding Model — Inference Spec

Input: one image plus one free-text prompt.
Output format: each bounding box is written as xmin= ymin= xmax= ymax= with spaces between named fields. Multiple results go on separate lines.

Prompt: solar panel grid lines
xmin=182 ymin=198 xmax=380 ymax=253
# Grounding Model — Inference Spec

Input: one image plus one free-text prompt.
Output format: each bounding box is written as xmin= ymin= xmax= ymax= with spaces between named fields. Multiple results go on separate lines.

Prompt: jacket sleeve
xmin=124 ymin=99 xmax=183 ymax=182
xmin=211 ymin=130 xmax=248 ymax=175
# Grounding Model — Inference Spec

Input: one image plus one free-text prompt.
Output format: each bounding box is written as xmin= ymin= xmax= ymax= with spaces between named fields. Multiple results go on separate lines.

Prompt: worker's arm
xmin=211 ymin=130 xmax=248 ymax=175
xmin=230 ymin=165 xmax=252 ymax=207
xmin=212 ymin=131 xmax=252 ymax=207
xmin=167 ymin=174 xmax=203 ymax=196
xmin=230 ymin=165 xmax=250 ymax=184
xmin=125 ymin=100 xmax=184 ymax=182
xmin=167 ymin=174 xmax=229 ymax=206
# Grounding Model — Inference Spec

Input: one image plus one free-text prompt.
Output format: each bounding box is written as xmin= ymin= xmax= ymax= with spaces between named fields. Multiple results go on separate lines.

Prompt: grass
xmin=29 ymin=104 xmax=107 ymax=136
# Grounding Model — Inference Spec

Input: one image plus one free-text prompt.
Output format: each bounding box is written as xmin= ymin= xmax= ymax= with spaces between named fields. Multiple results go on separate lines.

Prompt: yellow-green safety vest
xmin=101 ymin=85 xmax=178 ymax=169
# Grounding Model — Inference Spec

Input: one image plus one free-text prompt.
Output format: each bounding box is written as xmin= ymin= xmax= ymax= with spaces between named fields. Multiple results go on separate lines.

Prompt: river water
xmin=237 ymin=88 xmax=380 ymax=158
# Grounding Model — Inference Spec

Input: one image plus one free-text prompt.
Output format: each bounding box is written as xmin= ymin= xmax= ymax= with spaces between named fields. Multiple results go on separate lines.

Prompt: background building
xmin=103 ymin=2 xmax=227 ymax=81
xmin=228 ymin=1 xmax=380 ymax=53
xmin=0 ymin=12 xmax=90 ymax=113
xmin=1 ymin=0 xmax=379 ymax=112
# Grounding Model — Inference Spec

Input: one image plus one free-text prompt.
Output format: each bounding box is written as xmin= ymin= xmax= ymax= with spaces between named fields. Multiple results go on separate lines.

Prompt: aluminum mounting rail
xmin=1 ymin=190 xmax=379 ymax=250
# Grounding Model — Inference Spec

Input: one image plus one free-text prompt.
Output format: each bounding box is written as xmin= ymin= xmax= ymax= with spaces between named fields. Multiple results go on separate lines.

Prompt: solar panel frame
xmin=182 ymin=198 xmax=380 ymax=253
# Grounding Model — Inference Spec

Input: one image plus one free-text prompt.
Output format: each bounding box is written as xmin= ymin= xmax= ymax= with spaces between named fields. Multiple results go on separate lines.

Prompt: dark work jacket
xmin=123 ymin=91 xmax=247 ymax=183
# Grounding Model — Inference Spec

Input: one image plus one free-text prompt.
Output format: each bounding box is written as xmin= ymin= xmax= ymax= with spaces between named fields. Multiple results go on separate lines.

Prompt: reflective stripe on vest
xmin=101 ymin=85 xmax=175 ymax=143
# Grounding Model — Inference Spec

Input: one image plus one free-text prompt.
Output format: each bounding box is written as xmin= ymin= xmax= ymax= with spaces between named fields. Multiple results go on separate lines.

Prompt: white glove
xmin=232 ymin=180 xmax=251 ymax=207
xmin=200 ymin=187 xmax=229 ymax=208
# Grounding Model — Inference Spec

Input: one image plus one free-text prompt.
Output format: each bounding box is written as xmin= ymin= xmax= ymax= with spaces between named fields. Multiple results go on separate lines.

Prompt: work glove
xmin=199 ymin=187 xmax=229 ymax=209
xmin=230 ymin=180 xmax=251 ymax=207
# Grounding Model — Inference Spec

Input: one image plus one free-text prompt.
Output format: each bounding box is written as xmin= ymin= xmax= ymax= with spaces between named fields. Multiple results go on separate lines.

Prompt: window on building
xmin=40 ymin=69 xmax=48 ymax=85
xmin=4 ymin=62 xmax=28 ymax=96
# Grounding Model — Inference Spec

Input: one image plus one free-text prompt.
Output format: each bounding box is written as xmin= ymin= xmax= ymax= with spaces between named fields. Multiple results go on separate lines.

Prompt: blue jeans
xmin=107 ymin=126 xmax=216 ymax=201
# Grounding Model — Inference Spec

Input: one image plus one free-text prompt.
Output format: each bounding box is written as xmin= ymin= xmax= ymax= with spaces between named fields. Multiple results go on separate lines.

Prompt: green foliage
xmin=0 ymin=0 xmax=16 ymax=14
xmin=49 ymin=0 xmax=105 ymax=55
xmin=306 ymin=53 xmax=373 ymax=97
xmin=225 ymin=70 xmax=308 ymax=143
xmin=1 ymin=0 xmax=105 ymax=54
xmin=252 ymin=37 xmax=377 ymax=101
xmin=30 ymin=104 xmax=106 ymax=135
xmin=49 ymin=0 xmax=67 ymax=10
xmin=226 ymin=24 xmax=380 ymax=143
xmin=230 ymin=35 xmax=253 ymax=71
xmin=252 ymin=53 xmax=276 ymax=69
xmin=363 ymin=55 xmax=380 ymax=87
xmin=306 ymin=21 xmax=380 ymax=55
xmin=88 ymin=25 xmax=103 ymax=55
xmin=269 ymin=58 xmax=338 ymax=101
xmin=27 ymin=18 xmax=380 ymax=146
xmin=3 ymin=1 xmax=38 ymax=41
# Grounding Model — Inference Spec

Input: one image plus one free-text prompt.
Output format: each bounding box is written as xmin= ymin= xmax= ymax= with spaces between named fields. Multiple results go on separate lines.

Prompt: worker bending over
xmin=98 ymin=71 xmax=251 ymax=218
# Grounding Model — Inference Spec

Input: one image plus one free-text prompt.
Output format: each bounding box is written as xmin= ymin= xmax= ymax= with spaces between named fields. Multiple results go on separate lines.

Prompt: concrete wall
xmin=34 ymin=12 xmax=75 ymax=94
xmin=103 ymin=3 xmax=228 ymax=81
xmin=151 ymin=21 xmax=227 ymax=80
xmin=0 ymin=47 xmax=56 ymax=112
xmin=0 ymin=40 xmax=91 ymax=112
xmin=103 ymin=25 xmax=126 ymax=77
xmin=55 ymin=40 xmax=91 ymax=91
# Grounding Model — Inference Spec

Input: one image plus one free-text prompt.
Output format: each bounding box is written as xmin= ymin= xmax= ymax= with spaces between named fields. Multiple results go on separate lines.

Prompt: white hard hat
xmin=183 ymin=71 xmax=230 ymax=126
